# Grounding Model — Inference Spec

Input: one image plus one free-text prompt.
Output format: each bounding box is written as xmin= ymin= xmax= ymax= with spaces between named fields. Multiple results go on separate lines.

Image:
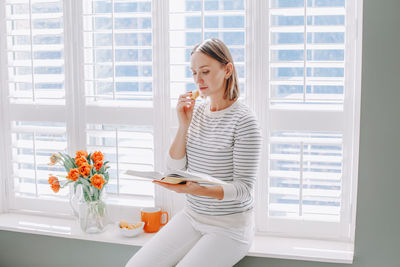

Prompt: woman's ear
xmin=225 ymin=62 xmax=233 ymax=79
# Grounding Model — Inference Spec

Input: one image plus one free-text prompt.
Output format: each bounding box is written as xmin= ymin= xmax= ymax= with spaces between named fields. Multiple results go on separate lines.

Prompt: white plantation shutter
xmin=81 ymin=0 xmax=159 ymax=206
xmin=11 ymin=122 xmax=68 ymax=199
xmin=6 ymin=0 xmax=65 ymax=104
xmin=2 ymin=0 xmax=162 ymax=214
xmin=86 ymin=124 xmax=154 ymax=199
xmin=0 ymin=0 xmax=361 ymax=242
xmin=255 ymin=0 xmax=359 ymax=240
xmin=269 ymin=0 xmax=346 ymax=107
xmin=83 ymin=0 xmax=153 ymax=103
xmin=3 ymin=0 xmax=71 ymax=213
xmin=268 ymin=131 xmax=343 ymax=222
xmin=169 ymin=0 xmax=246 ymax=104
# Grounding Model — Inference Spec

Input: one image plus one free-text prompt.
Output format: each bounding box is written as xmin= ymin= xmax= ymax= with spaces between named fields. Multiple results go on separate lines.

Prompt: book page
xmin=165 ymin=170 xmax=227 ymax=185
xmin=125 ymin=169 xmax=228 ymax=185
xmin=124 ymin=170 xmax=164 ymax=180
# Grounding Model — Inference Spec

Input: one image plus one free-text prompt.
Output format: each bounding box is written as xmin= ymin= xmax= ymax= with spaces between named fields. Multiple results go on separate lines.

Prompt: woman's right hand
xmin=177 ymin=92 xmax=196 ymax=129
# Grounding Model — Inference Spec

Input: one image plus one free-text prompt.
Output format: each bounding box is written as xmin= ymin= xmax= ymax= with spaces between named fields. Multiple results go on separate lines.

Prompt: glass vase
xmin=71 ymin=184 xmax=109 ymax=234
xmin=78 ymin=199 xmax=108 ymax=234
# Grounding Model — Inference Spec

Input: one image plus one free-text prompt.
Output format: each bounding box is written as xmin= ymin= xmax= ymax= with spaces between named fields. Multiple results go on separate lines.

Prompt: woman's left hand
xmin=152 ymin=180 xmax=202 ymax=194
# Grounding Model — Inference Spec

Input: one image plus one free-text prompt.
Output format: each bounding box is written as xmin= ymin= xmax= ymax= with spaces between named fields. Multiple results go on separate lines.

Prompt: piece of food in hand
xmin=190 ymin=90 xmax=200 ymax=100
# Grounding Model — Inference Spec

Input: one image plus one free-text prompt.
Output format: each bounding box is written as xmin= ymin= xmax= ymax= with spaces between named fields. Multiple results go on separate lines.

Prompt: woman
xmin=125 ymin=38 xmax=262 ymax=267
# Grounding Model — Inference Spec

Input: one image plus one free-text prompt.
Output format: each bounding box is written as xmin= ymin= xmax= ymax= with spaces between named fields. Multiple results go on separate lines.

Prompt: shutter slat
xmin=8 ymin=74 xmax=64 ymax=83
xmin=270 ymin=170 xmax=341 ymax=181
xmin=270 ymin=61 xmax=344 ymax=68
xmin=269 ymin=7 xmax=345 ymax=16
xmin=11 ymin=121 xmax=67 ymax=197
xmin=7 ymin=12 xmax=63 ymax=20
xmin=83 ymin=1 xmax=153 ymax=104
xmin=8 ymin=44 xmax=63 ymax=51
xmin=6 ymin=0 xmax=65 ymax=103
xmin=9 ymin=59 xmax=64 ymax=67
xmin=86 ymin=124 xmax=154 ymax=198
xmin=169 ymin=0 xmax=245 ymax=99
xmin=270 ymin=25 xmax=345 ymax=33
xmin=270 ymin=44 xmax=345 ymax=50
xmin=268 ymin=131 xmax=343 ymax=221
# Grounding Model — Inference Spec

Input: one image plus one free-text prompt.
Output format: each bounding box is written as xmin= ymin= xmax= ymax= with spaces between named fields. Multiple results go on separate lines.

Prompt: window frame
xmin=0 ymin=0 xmax=363 ymax=243
xmin=249 ymin=0 xmax=362 ymax=242
xmin=0 ymin=1 xmax=9 ymax=214
xmin=0 ymin=0 xmax=171 ymax=219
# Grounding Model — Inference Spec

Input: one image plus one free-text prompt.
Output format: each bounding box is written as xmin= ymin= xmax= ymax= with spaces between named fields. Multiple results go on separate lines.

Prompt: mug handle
xmin=161 ymin=211 xmax=169 ymax=226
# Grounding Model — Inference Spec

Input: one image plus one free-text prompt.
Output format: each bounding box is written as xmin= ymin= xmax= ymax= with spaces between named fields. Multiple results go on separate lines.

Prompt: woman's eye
xmin=202 ymin=71 xmax=209 ymax=74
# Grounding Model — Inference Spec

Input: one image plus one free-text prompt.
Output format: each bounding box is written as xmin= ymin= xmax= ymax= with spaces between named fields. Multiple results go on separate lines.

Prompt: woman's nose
xmin=195 ymin=74 xmax=203 ymax=84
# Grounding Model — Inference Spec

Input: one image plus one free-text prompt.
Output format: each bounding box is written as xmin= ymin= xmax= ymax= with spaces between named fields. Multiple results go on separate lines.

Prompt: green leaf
xmin=99 ymin=164 xmax=105 ymax=173
xmin=60 ymin=153 xmax=70 ymax=163
xmin=59 ymin=153 xmax=77 ymax=171
xmin=60 ymin=180 xmax=73 ymax=189
xmin=58 ymin=153 xmax=70 ymax=171
xmin=94 ymin=188 xmax=99 ymax=200
xmin=65 ymin=154 xmax=78 ymax=168
xmin=58 ymin=152 xmax=66 ymax=162
xmin=79 ymin=177 xmax=91 ymax=187
xmin=73 ymin=181 xmax=81 ymax=193
xmin=81 ymin=184 xmax=92 ymax=202
xmin=90 ymin=166 xmax=95 ymax=176
xmin=87 ymin=153 xmax=93 ymax=165
xmin=63 ymin=162 xmax=70 ymax=172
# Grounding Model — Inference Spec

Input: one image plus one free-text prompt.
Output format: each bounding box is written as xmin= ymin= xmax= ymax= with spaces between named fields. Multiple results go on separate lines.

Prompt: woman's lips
xmin=199 ymin=87 xmax=208 ymax=90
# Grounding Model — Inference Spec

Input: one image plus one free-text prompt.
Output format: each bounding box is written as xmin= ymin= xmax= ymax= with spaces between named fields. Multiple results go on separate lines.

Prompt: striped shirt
xmin=168 ymin=100 xmax=262 ymax=216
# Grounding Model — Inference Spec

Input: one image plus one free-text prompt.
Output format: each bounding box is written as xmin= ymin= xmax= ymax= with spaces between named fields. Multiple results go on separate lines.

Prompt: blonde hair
xmin=191 ymin=38 xmax=240 ymax=101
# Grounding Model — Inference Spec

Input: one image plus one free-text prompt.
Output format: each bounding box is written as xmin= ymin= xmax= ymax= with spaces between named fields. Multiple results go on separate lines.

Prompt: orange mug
xmin=141 ymin=207 xmax=168 ymax=233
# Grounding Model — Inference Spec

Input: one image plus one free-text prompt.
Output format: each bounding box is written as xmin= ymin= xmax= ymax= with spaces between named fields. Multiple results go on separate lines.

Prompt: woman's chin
xmin=198 ymin=91 xmax=207 ymax=97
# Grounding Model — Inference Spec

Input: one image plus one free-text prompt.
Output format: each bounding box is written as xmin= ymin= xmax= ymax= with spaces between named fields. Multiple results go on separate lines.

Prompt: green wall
xmin=1 ymin=0 xmax=400 ymax=266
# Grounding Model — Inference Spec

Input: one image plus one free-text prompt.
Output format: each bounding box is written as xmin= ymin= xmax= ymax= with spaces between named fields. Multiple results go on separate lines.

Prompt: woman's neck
xmin=209 ymin=97 xmax=236 ymax=112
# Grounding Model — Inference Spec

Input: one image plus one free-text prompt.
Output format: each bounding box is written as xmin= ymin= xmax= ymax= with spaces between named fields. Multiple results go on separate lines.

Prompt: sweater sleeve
xmin=222 ymin=113 xmax=262 ymax=202
xmin=165 ymin=151 xmax=187 ymax=171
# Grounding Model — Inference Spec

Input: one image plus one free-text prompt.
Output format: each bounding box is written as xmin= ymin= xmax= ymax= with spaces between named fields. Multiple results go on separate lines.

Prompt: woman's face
xmin=190 ymin=51 xmax=228 ymax=98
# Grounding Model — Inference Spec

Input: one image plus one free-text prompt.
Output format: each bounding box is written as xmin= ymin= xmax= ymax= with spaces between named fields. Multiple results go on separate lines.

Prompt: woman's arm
xmin=163 ymin=111 xmax=262 ymax=201
xmin=169 ymin=126 xmax=189 ymax=159
xmin=222 ymin=113 xmax=263 ymax=202
xmin=169 ymin=92 xmax=195 ymax=160
xmin=153 ymin=181 xmax=224 ymax=200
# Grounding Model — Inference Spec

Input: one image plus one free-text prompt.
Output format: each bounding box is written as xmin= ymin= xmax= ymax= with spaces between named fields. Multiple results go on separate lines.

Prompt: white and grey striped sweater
xmin=168 ymin=100 xmax=262 ymax=216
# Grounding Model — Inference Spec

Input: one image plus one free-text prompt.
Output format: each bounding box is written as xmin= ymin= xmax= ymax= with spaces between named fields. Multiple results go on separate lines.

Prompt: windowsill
xmin=0 ymin=212 xmax=353 ymax=264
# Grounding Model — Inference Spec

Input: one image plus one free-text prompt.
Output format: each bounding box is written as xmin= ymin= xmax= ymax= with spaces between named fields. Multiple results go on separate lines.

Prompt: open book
xmin=124 ymin=169 xmax=227 ymax=185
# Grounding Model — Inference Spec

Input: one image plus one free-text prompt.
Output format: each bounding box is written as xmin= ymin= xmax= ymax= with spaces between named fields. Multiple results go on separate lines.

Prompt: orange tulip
xmin=91 ymin=151 xmax=104 ymax=163
xmin=51 ymin=182 xmax=60 ymax=193
xmin=89 ymin=174 xmax=106 ymax=190
xmin=75 ymin=156 xmax=88 ymax=167
xmin=75 ymin=150 xmax=88 ymax=160
xmin=48 ymin=176 xmax=60 ymax=193
xmin=94 ymin=161 xmax=103 ymax=171
xmin=48 ymin=154 xmax=59 ymax=165
xmin=79 ymin=164 xmax=92 ymax=178
xmin=67 ymin=168 xmax=79 ymax=181
xmin=48 ymin=175 xmax=57 ymax=184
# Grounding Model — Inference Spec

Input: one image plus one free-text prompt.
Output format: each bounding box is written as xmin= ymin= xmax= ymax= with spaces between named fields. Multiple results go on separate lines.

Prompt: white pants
xmin=125 ymin=211 xmax=252 ymax=267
